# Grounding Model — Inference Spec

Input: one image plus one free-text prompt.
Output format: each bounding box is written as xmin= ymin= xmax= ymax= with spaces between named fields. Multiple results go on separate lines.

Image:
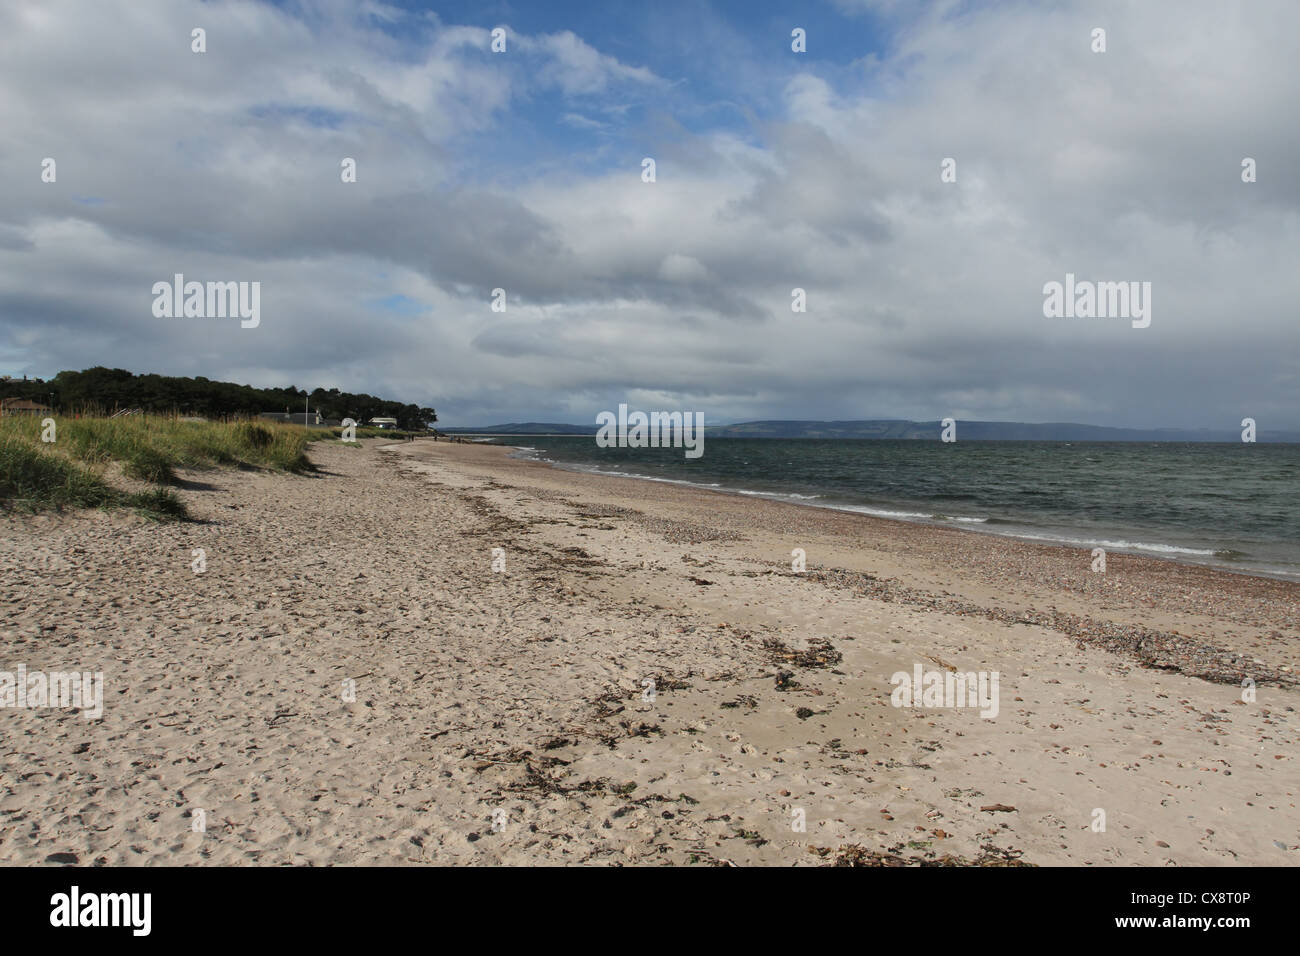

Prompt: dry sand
xmin=1 ymin=437 xmax=1296 ymax=865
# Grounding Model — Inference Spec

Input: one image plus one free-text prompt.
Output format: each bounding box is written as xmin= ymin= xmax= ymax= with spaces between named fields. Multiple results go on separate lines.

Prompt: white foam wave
xmin=998 ymin=531 xmax=1216 ymax=556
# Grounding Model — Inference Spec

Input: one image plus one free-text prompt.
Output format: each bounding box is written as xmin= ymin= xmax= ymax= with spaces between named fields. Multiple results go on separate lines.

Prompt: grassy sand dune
xmin=0 ymin=415 xmax=315 ymax=519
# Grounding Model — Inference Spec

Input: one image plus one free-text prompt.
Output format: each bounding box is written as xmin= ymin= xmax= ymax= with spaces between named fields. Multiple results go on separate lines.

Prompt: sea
xmin=487 ymin=437 xmax=1300 ymax=581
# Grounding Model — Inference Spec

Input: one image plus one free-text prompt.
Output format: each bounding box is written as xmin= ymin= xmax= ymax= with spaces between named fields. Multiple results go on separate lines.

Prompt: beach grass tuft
xmin=0 ymin=431 xmax=186 ymax=519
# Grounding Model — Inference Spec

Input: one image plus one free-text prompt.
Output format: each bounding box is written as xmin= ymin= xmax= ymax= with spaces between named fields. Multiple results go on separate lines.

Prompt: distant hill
xmin=709 ymin=420 xmax=1300 ymax=441
xmin=440 ymin=422 xmax=598 ymax=435
xmin=442 ymin=418 xmax=1300 ymax=442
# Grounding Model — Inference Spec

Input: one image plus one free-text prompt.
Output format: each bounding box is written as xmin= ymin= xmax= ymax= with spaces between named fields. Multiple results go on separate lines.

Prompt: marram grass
xmin=0 ymin=415 xmax=316 ymax=519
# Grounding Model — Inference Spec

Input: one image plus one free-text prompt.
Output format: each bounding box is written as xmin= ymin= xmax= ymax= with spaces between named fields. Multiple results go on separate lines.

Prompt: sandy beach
xmin=1 ymin=437 xmax=1296 ymax=866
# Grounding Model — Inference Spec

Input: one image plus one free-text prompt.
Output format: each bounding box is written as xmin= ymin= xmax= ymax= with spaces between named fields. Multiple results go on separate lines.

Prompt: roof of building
xmin=0 ymin=397 xmax=51 ymax=411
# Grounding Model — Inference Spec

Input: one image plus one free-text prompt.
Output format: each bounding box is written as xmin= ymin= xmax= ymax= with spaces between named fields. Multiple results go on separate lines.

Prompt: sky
xmin=0 ymin=0 xmax=1296 ymax=429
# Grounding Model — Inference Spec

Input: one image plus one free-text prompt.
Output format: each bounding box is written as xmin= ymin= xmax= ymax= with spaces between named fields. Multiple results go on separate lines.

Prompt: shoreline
xmin=416 ymin=441 xmax=1300 ymax=685
xmin=408 ymin=442 xmax=1300 ymax=686
xmin=476 ymin=439 xmax=1300 ymax=609
xmin=498 ymin=441 xmax=1300 ymax=584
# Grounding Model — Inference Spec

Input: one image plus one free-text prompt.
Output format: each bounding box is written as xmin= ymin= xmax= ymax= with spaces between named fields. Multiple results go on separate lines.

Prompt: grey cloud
xmin=0 ymin=0 xmax=1296 ymax=430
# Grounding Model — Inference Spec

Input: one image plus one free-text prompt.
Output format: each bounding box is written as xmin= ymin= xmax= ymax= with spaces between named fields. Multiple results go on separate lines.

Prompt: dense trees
xmin=2 ymin=368 xmax=436 ymax=431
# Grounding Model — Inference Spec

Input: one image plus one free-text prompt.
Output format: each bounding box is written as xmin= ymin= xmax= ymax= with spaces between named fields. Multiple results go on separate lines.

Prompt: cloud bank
xmin=1 ymin=0 xmax=1295 ymax=429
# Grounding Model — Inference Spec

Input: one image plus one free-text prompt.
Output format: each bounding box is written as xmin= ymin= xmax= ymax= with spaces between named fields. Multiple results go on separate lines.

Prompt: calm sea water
xmin=493 ymin=437 xmax=1300 ymax=580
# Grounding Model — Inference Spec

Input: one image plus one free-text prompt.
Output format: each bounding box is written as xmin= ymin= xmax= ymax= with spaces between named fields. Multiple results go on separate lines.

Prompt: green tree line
xmin=1 ymin=368 xmax=436 ymax=431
